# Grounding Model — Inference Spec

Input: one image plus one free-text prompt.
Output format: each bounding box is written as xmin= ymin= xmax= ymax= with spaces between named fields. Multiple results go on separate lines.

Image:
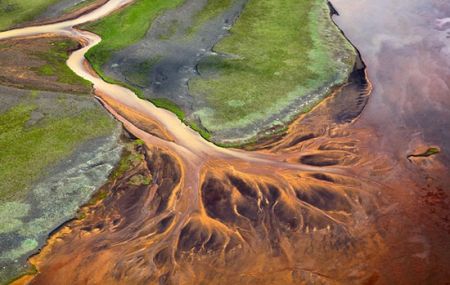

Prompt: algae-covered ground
xmin=83 ymin=0 xmax=356 ymax=144
xmin=0 ymin=91 xmax=116 ymax=202
xmin=0 ymin=37 xmax=91 ymax=93
xmin=0 ymin=0 xmax=60 ymax=30
xmin=190 ymin=0 xmax=355 ymax=142
xmin=0 ymin=87 xmax=122 ymax=284
xmin=0 ymin=34 xmax=114 ymax=203
xmin=0 ymin=0 xmax=104 ymax=31
xmin=0 ymin=48 xmax=120 ymax=285
xmin=0 ymin=1 xmax=122 ymax=283
xmin=82 ymin=0 xmax=185 ymax=82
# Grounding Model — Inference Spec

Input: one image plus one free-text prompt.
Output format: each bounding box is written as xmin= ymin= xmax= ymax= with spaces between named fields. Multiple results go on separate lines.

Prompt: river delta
xmin=0 ymin=0 xmax=449 ymax=284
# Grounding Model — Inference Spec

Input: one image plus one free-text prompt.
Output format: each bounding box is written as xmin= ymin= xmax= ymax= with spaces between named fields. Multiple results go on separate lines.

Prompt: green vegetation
xmin=188 ymin=121 xmax=211 ymax=140
xmin=152 ymin=98 xmax=185 ymax=120
xmin=189 ymin=0 xmax=355 ymax=133
xmin=82 ymin=0 xmax=184 ymax=83
xmin=0 ymin=0 xmax=59 ymax=31
xmin=34 ymin=40 xmax=92 ymax=89
xmin=81 ymin=138 xmax=147 ymax=214
xmin=85 ymin=139 xmax=148 ymax=205
xmin=187 ymin=0 xmax=234 ymax=35
xmin=142 ymin=96 xmax=212 ymax=140
xmin=110 ymin=139 xmax=145 ymax=180
xmin=129 ymin=174 xmax=152 ymax=186
xmin=151 ymin=98 xmax=211 ymax=140
xmin=158 ymin=19 xmax=179 ymax=40
xmin=408 ymin=147 xmax=441 ymax=159
xmin=423 ymin=147 xmax=441 ymax=156
xmin=86 ymin=187 xmax=108 ymax=206
xmin=0 ymin=99 xmax=116 ymax=202
xmin=81 ymin=0 xmax=203 ymax=131
xmin=124 ymin=57 xmax=161 ymax=87
xmin=4 ymin=265 xmax=37 ymax=285
xmin=80 ymin=0 xmax=354 ymax=144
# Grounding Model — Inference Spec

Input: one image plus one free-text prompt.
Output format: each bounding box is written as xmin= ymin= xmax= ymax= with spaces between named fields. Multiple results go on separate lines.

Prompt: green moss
xmin=86 ymin=188 xmax=109 ymax=205
xmin=189 ymin=0 xmax=355 ymax=133
xmin=128 ymin=174 xmax=152 ymax=186
xmin=85 ymin=139 xmax=146 ymax=207
xmin=158 ymin=19 xmax=179 ymax=40
xmin=408 ymin=147 xmax=441 ymax=159
xmin=149 ymin=98 xmax=212 ymax=140
xmin=216 ymin=125 xmax=288 ymax=148
xmin=188 ymin=121 xmax=211 ymax=140
xmin=110 ymin=152 xmax=133 ymax=180
xmin=0 ymin=103 xmax=116 ymax=202
xmin=110 ymin=142 xmax=145 ymax=180
xmin=124 ymin=57 xmax=161 ymax=87
xmin=0 ymin=0 xmax=60 ymax=31
xmin=150 ymin=98 xmax=185 ymax=120
xmin=4 ymin=264 xmax=37 ymax=285
xmin=78 ymin=211 xmax=87 ymax=220
xmin=134 ymin=139 xmax=145 ymax=146
xmin=82 ymin=0 xmax=184 ymax=81
xmin=423 ymin=147 xmax=440 ymax=156
xmin=33 ymin=40 xmax=92 ymax=89
xmin=37 ymin=65 xmax=54 ymax=76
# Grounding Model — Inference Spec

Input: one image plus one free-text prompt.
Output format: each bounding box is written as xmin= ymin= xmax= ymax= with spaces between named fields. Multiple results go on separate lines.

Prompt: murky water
xmin=331 ymin=0 xmax=450 ymax=283
xmin=333 ymin=0 xmax=450 ymax=163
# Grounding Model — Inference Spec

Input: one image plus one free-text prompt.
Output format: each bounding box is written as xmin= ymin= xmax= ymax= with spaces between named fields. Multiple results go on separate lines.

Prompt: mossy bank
xmin=82 ymin=0 xmax=356 ymax=145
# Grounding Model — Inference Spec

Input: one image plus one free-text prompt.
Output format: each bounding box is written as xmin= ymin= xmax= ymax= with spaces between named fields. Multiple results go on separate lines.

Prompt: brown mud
xmin=12 ymin=53 xmax=412 ymax=284
xmin=0 ymin=36 xmax=90 ymax=93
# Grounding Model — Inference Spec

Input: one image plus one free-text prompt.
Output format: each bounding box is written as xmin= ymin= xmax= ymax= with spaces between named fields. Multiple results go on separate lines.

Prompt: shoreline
xmin=218 ymin=1 xmax=371 ymax=148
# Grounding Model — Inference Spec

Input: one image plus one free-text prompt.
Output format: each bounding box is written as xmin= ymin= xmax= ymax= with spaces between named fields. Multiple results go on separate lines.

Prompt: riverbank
xmin=81 ymin=0 xmax=356 ymax=145
xmin=0 ymin=37 xmax=91 ymax=93
xmin=0 ymin=0 xmax=107 ymax=32
xmin=0 ymin=2 xmax=124 ymax=283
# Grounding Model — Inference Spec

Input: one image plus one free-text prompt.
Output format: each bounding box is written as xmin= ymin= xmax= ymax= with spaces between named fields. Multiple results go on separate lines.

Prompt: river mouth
xmin=1 ymin=0 xmax=449 ymax=284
